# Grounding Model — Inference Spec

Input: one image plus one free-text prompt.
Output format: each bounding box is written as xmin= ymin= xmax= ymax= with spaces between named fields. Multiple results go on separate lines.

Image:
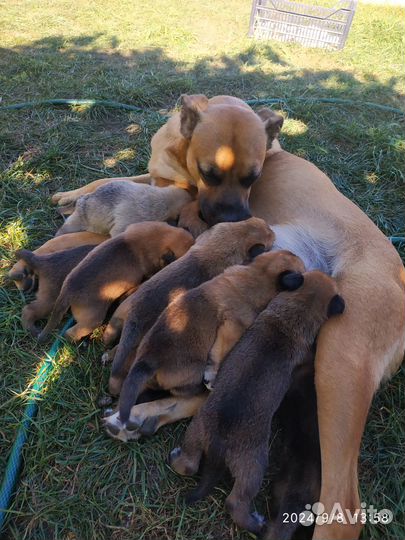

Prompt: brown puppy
xmin=264 ymin=362 xmax=320 ymax=540
xmin=169 ymin=271 xmax=345 ymax=534
xmin=15 ymin=245 xmax=97 ymax=336
xmin=56 ymin=181 xmax=192 ymax=237
xmin=118 ymin=250 xmax=305 ymax=427
xmin=105 ymin=217 xmax=275 ymax=401
xmin=8 ymin=232 xmax=108 ymax=292
xmin=38 ymin=222 xmax=194 ymax=343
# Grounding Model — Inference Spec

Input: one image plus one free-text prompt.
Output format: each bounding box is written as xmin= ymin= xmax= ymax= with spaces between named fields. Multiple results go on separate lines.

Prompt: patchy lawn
xmin=0 ymin=1 xmax=404 ymax=539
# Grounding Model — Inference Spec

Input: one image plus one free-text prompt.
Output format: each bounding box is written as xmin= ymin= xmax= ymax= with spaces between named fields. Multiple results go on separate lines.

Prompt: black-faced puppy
xmin=56 ymin=181 xmax=192 ymax=236
xmin=38 ymin=222 xmax=194 ymax=343
xmin=7 ymin=232 xmax=108 ymax=292
xmin=106 ymin=217 xmax=275 ymax=397
xmin=118 ymin=251 xmax=305 ymax=426
xmin=169 ymin=271 xmax=345 ymax=534
xmin=264 ymin=362 xmax=320 ymax=540
xmin=15 ymin=245 xmax=97 ymax=337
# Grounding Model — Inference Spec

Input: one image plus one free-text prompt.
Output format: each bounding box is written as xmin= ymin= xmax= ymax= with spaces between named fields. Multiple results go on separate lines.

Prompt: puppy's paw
xmin=97 ymin=394 xmax=113 ymax=408
xmin=103 ymin=409 xmax=160 ymax=442
xmin=101 ymin=350 xmax=114 ymax=367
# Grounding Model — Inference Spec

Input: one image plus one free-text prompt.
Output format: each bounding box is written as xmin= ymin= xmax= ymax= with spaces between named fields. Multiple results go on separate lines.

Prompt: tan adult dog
xmin=53 ymin=94 xmax=405 ymax=540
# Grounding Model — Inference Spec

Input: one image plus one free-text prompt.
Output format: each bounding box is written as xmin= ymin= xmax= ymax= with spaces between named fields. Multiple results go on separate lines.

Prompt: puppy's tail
xmin=118 ymin=358 xmax=155 ymax=424
xmin=37 ymin=289 xmax=70 ymax=343
xmin=109 ymin=318 xmax=143 ymax=394
xmin=15 ymin=249 xmax=39 ymax=272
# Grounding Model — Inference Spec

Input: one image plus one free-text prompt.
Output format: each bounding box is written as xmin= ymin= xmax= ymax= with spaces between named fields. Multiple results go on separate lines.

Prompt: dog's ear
xmin=279 ymin=271 xmax=304 ymax=291
xmin=180 ymin=94 xmax=209 ymax=139
xmin=256 ymin=108 xmax=284 ymax=146
xmin=161 ymin=249 xmax=177 ymax=266
xmin=327 ymin=294 xmax=345 ymax=318
xmin=248 ymin=243 xmax=266 ymax=259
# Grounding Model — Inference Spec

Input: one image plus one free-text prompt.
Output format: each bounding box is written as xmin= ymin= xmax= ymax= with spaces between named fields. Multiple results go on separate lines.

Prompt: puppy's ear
xmin=279 ymin=271 xmax=304 ymax=291
xmin=327 ymin=294 xmax=345 ymax=318
xmin=161 ymin=249 xmax=177 ymax=266
xmin=248 ymin=243 xmax=266 ymax=259
xmin=256 ymin=108 xmax=284 ymax=146
xmin=180 ymin=94 xmax=209 ymax=139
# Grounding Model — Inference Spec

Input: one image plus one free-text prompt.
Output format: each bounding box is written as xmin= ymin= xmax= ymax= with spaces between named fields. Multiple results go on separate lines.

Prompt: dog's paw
xmin=101 ymin=350 xmax=113 ymax=367
xmin=103 ymin=409 xmax=160 ymax=442
xmin=203 ymin=367 xmax=217 ymax=391
xmin=97 ymin=394 xmax=113 ymax=408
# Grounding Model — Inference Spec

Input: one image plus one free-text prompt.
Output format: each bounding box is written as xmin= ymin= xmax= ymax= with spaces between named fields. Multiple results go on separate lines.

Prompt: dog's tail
xmin=108 ymin=318 xmax=144 ymax=395
xmin=37 ymin=288 xmax=70 ymax=343
xmin=118 ymin=358 xmax=155 ymax=424
xmin=15 ymin=249 xmax=40 ymax=272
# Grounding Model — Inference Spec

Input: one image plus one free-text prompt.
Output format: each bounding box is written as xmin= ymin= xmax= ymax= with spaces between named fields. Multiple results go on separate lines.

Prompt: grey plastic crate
xmin=249 ymin=0 xmax=357 ymax=50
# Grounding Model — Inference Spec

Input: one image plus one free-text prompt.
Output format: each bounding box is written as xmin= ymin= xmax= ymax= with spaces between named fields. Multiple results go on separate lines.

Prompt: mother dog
xmin=54 ymin=95 xmax=405 ymax=540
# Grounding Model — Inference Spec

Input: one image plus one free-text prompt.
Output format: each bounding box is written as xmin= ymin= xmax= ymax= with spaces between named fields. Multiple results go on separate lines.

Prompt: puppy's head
xmin=158 ymin=225 xmax=195 ymax=267
xmin=195 ymin=217 xmax=275 ymax=264
xmin=285 ymin=271 xmax=345 ymax=322
xmin=179 ymin=94 xmax=283 ymax=225
xmin=252 ymin=250 xmax=306 ymax=287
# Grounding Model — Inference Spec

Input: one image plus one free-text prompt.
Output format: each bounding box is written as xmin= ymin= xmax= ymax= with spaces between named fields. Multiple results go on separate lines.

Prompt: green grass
xmin=0 ymin=1 xmax=404 ymax=539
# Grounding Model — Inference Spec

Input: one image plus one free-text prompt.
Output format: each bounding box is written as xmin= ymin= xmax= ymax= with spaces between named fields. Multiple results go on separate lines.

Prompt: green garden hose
xmin=0 ymin=319 xmax=74 ymax=534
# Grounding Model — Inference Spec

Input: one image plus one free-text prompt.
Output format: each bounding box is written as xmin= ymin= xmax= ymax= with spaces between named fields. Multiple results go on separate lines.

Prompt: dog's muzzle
xmin=200 ymin=199 xmax=252 ymax=226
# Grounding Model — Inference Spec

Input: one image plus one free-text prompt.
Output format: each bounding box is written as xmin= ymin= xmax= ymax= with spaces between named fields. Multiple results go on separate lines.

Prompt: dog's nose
xmin=201 ymin=201 xmax=252 ymax=225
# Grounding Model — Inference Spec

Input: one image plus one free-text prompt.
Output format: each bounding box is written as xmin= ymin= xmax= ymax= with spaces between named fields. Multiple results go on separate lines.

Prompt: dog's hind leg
xmin=225 ymin=449 xmax=268 ymax=534
xmin=22 ymin=300 xmax=51 ymax=336
xmin=55 ymin=212 xmax=84 ymax=236
xmin=104 ymin=393 xmax=207 ymax=442
xmin=169 ymin=416 xmax=205 ymax=477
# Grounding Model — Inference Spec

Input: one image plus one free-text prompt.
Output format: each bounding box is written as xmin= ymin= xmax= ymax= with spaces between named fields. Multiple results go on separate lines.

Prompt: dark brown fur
xmin=117 ymin=250 xmax=305 ymax=425
xmin=169 ymin=271 xmax=345 ymax=534
xmin=107 ymin=217 xmax=275 ymax=396
xmin=38 ymin=222 xmax=193 ymax=343
xmin=264 ymin=362 xmax=320 ymax=540
xmin=16 ymin=245 xmax=96 ymax=336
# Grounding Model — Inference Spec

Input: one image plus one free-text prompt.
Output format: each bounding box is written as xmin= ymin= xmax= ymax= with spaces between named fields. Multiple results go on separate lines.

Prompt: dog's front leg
xmin=104 ymin=393 xmax=207 ymax=441
xmin=52 ymin=174 xmax=152 ymax=207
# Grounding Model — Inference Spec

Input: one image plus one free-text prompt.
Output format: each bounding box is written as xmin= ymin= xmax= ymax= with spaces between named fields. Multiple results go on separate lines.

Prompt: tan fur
xmin=8 ymin=232 xmax=107 ymax=291
xmin=56 ymin=95 xmax=404 ymax=539
xmin=56 ymin=181 xmax=192 ymax=237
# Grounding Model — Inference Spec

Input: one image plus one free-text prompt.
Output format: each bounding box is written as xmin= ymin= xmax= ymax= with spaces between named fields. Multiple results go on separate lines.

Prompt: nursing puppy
xmin=118 ymin=251 xmax=305 ymax=426
xmin=38 ymin=222 xmax=194 ymax=343
xmin=8 ymin=232 xmax=107 ymax=292
xmin=15 ymin=245 xmax=96 ymax=336
xmin=56 ymin=181 xmax=192 ymax=237
xmin=169 ymin=271 xmax=345 ymax=534
xmin=264 ymin=362 xmax=320 ymax=540
xmin=107 ymin=217 xmax=274 ymax=397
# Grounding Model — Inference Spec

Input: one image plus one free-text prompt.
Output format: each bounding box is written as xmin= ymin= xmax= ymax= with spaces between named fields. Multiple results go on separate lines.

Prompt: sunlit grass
xmin=0 ymin=1 xmax=404 ymax=539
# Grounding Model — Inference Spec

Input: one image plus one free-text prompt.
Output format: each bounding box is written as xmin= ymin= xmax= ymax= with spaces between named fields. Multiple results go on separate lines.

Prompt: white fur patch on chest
xmin=270 ymin=223 xmax=341 ymax=275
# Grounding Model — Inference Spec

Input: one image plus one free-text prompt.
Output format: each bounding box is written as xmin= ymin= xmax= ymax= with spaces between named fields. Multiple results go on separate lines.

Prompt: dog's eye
xmin=240 ymin=170 xmax=260 ymax=188
xmin=198 ymin=164 xmax=222 ymax=186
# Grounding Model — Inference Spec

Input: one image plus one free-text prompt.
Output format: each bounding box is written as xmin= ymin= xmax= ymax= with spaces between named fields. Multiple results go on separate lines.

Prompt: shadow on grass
xmin=0 ymin=34 xmax=404 ymax=540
